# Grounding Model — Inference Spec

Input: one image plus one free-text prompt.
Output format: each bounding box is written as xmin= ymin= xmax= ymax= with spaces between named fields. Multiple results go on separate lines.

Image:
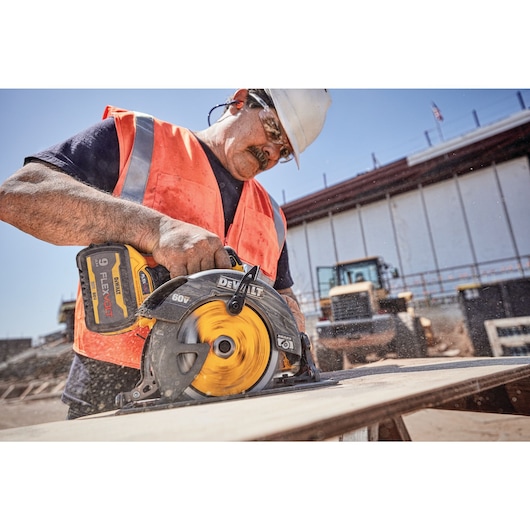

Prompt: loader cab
xmin=317 ymin=256 xmax=399 ymax=320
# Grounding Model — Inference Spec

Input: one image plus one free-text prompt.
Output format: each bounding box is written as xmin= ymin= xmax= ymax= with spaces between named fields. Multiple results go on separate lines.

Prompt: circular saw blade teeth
xmin=178 ymin=299 xmax=276 ymax=397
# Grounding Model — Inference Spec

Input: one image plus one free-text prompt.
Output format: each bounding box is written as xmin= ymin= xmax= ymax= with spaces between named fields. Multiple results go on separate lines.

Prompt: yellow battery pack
xmin=76 ymin=243 xmax=168 ymax=334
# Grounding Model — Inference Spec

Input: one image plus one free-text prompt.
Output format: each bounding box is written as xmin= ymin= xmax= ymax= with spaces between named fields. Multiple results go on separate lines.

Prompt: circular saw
xmin=116 ymin=263 xmax=319 ymax=408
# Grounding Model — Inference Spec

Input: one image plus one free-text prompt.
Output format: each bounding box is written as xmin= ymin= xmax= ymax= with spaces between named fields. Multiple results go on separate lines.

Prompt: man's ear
xmin=230 ymin=89 xmax=249 ymax=112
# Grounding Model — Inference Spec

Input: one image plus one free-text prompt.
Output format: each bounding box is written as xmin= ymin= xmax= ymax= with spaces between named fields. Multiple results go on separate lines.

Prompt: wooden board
xmin=1 ymin=356 xmax=530 ymax=441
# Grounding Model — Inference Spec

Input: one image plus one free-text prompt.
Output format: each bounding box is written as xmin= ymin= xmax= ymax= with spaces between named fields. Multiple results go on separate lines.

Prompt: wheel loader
xmin=315 ymin=256 xmax=433 ymax=371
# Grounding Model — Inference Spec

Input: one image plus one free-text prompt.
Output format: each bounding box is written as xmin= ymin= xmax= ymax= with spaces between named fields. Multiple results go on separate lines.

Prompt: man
xmin=0 ymin=88 xmax=331 ymax=418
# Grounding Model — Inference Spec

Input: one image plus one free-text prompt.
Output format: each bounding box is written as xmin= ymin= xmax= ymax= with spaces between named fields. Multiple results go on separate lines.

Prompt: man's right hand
xmin=149 ymin=217 xmax=232 ymax=278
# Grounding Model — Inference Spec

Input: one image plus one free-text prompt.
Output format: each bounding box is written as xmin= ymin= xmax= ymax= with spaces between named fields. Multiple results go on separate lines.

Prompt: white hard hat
xmin=265 ymin=89 xmax=331 ymax=168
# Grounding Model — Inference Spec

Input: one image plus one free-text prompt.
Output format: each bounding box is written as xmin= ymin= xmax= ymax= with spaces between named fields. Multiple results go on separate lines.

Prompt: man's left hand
xmin=278 ymin=288 xmax=306 ymax=333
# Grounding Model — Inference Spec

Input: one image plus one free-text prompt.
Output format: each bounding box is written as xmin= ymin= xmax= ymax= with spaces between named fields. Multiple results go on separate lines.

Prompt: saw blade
xmin=177 ymin=299 xmax=278 ymax=398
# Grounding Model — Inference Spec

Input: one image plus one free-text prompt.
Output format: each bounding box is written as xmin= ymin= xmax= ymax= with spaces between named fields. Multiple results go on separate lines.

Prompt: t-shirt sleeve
xmin=24 ymin=117 xmax=120 ymax=193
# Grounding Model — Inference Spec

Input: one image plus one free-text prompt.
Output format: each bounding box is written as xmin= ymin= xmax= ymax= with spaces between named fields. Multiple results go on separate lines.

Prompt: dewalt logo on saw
xmin=77 ymin=243 xmax=169 ymax=334
xmin=217 ymin=276 xmax=265 ymax=298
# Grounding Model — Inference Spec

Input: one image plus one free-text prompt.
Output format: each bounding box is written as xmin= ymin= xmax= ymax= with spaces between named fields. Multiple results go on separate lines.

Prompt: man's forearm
xmin=0 ymin=162 xmax=163 ymax=252
xmin=0 ymin=161 xmax=232 ymax=277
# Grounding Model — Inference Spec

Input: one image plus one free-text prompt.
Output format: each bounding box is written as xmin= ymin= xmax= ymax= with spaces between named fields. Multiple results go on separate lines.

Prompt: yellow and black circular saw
xmin=117 ymin=264 xmax=318 ymax=407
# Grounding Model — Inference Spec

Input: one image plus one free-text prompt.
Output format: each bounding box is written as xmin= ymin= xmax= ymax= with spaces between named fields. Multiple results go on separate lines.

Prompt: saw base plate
xmin=114 ymin=377 xmax=338 ymax=417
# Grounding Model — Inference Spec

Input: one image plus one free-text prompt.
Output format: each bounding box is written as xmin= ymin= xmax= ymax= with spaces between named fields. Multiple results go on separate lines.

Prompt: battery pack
xmin=76 ymin=243 xmax=167 ymax=334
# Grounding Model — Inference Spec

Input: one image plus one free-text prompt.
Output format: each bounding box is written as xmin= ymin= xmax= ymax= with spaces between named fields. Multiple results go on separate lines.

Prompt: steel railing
xmin=299 ymin=255 xmax=530 ymax=314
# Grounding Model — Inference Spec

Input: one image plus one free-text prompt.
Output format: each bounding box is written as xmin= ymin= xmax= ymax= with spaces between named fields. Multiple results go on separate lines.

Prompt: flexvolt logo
xmin=97 ymin=270 xmax=113 ymax=318
xmin=217 ymin=276 xmax=265 ymax=297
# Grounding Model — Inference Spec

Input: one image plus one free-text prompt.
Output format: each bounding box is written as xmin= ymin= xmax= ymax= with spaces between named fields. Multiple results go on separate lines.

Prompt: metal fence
xmin=393 ymin=255 xmax=530 ymax=306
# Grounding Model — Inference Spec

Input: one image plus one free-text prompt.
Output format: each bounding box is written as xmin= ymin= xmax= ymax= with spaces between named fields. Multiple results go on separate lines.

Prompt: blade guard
xmin=136 ymin=269 xmax=303 ymax=395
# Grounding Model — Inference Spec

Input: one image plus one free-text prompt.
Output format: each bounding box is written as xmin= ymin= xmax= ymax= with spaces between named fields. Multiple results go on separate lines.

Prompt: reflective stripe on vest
xmin=120 ymin=114 xmax=155 ymax=203
xmin=269 ymin=194 xmax=286 ymax=250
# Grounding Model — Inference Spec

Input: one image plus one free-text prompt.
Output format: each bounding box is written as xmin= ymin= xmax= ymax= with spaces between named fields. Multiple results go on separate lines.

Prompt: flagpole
xmin=431 ymin=101 xmax=444 ymax=142
xmin=435 ymin=118 xmax=444 ymax=142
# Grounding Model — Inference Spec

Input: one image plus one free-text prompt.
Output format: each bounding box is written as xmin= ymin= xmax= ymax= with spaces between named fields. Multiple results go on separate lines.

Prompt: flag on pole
xmin=431 ymin=102 xmax=444 ymax=122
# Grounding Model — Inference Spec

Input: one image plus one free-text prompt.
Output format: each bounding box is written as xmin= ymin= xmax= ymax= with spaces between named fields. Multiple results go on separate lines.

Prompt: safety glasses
xmin=248 ymin=93 xmax=294 ymax=163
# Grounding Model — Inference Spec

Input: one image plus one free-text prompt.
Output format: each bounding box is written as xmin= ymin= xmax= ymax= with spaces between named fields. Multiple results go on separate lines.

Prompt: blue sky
xmin=1 ymin=88 xmax=529 ymax=341
xmin=0 ymin=2 xmax=528 ymax=342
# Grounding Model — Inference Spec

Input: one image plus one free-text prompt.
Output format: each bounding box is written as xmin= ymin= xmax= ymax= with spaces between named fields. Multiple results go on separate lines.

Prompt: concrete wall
xmin=287 ymin=156 xmax=530 ymax=314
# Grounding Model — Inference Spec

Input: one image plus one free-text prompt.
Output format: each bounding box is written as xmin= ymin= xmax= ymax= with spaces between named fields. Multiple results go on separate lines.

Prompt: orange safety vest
xmin=74 ymin=106 xmax=287 ymax=368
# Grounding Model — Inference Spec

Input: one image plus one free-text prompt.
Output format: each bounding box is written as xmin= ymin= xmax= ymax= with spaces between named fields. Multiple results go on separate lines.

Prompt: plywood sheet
xmin=1 ymin=356 xmax=530 ymax=441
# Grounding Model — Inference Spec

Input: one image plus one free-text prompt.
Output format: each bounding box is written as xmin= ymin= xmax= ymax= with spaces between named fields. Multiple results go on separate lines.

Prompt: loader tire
xmin=345 ymin=346 xmax=370 ymax=365
xmin=316 ymin=345 xmax=344 ymax=372
xmin=394 ymin=313 xmax=425 ymax=359
xmin=413 ymin=316 xmax=428 ymax=357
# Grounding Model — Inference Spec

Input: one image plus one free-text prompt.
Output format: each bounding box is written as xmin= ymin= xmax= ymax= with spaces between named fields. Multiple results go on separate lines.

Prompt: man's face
xmin=220 ymin=102 xmax=293 ymax=182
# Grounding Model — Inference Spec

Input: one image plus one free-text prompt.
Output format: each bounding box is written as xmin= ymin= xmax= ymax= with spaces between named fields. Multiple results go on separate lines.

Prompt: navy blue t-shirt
xmin=25 ymin=117 xmax=293 ymax=290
